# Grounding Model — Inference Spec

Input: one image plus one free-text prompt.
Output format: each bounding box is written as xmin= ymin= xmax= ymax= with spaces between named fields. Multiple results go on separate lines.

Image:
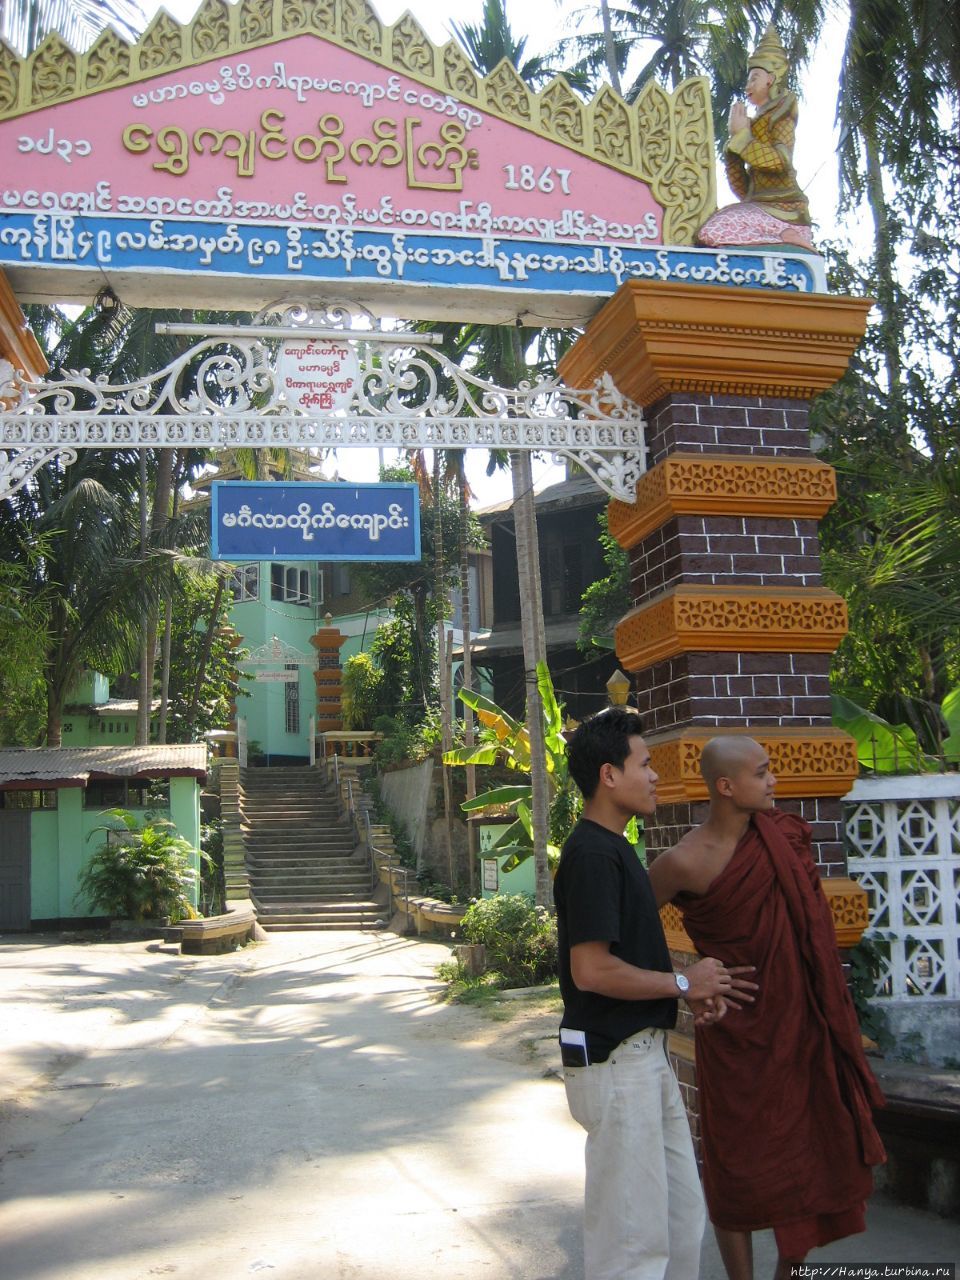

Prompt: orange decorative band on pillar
xmin=310 ymin=630 xmax=347 ymax=651
xmin=608 ymin=452 xmax=838 ymax=549
xmin=557 ymin=280 xmax=873 ymax=405
xmin=659 ymin=878 xmax=868 ymax=961
xmin=645 ymin=725 xmax=859 ymax=804
xmin=616 ymin=585 xmax=848 ymax=670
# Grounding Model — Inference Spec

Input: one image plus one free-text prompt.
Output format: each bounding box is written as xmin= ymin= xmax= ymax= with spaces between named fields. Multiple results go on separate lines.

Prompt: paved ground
xmin=1 ymin=930 xmax=958 ymax=1280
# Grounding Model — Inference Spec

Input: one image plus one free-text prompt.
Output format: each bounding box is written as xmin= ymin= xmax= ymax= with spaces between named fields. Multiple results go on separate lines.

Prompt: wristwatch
xmin=674 ymin=972 xmax=690 ymax=996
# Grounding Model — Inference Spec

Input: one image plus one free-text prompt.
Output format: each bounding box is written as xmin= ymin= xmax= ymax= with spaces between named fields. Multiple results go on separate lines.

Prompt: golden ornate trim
xmin=608 ymin=452 xmax=837 ymax=548
xmin=558 ymin=280 xmax=873 ymax=406
xmin=820 ymin=877 xmax=870 ymax=947
xmin=0 ymin=0 xmax=715 ymax=245
xmin=660 ymin=902 xmax=694 ymax=955
xmin=659 ymin=876 xmax=869 ymax=966
xmin=616 ymin=585 xmax=848 ymax=670
xmin=645 ymin=726 xmax=859 ymax=804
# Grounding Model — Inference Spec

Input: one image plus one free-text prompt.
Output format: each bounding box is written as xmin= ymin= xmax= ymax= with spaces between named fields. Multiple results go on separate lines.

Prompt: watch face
xmin=675 ymin=973 xmax=690 ymax=993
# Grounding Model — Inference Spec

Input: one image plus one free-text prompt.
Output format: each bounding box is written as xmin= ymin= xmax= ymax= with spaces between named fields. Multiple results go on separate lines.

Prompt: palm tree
xmin=2 ymin=0 xmax=146 ymax=54
xmin=444 ymin=1 xmax=577 ymax=907
xmin=450 ymin=0 xmax=563 ymax=87
xmin=0 ymin=444 xmax=154 ymax=744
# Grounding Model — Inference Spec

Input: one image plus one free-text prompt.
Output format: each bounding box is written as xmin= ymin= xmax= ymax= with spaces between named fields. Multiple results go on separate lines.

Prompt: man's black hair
xmin=565 ymin=707 xmax=646 ymax=800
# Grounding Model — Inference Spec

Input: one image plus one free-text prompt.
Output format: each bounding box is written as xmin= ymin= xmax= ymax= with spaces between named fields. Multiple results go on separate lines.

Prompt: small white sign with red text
xmin=276 ymin=339 xmax=358 ymax=411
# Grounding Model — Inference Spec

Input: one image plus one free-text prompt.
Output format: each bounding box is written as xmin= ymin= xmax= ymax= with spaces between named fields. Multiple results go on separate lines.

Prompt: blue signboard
xmin=211 ymin=481 xmax=420 ymax=562
xmin=0 ymin=214 xmax=827 ymax=301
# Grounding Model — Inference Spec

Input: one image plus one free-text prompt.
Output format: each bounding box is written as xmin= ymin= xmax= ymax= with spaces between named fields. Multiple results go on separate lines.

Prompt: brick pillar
xmin=559 ymin=281 xmax=872 ymax=873
xmin=310 ymin=623 xmax=347 ymax=733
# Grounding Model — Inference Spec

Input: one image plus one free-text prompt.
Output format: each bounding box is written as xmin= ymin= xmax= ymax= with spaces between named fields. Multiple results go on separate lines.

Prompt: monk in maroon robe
xmin=649 ymin=736 xmax=885 ymax=1280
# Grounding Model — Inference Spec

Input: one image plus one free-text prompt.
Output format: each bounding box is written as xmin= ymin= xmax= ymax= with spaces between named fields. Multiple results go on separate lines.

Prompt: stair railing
xmin=336 ymin=763 xmax=379 ymax=900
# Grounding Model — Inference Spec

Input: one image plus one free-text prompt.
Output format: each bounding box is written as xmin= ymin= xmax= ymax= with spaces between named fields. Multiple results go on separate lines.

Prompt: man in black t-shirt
xmin=555 ymin=708 xmax=753 ymax=1280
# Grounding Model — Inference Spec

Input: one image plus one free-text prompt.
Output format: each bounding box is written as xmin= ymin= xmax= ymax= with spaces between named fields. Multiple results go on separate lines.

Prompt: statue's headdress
xmin=748 ymin=23 xmax=789 ymax=96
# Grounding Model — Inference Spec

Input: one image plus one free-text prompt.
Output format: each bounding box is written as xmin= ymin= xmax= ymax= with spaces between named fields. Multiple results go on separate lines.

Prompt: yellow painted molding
xmin=0 ymin=268 xmax=46 ymax=389
xmin=660 ymin=902 xmax=695 ymax=955
xmin=645 ymin=725 xmax=859 ymax=803
xmin=658 ymin=876 xmax=868 ymax=956
xmin=558 ymin=280 xmax=873 ymax=406
xmin=820 ymin=876 xmax=870 ymax=947
xmin=616 ymin=585 xmax=848 ymax=670
xmin=608 ymin=452 xmax=837 ymax=549
xmin=0 ymin=0 xmax=714 ymax=244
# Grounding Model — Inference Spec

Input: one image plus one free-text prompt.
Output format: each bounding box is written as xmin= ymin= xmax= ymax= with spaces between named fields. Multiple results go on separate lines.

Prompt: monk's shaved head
xmin=699 ymin=736 xmax=768 ymax=793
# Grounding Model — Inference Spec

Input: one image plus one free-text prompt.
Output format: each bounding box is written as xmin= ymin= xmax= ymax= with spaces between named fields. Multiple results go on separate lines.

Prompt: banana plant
xmin=831 ymin=691 xmax=960 ymax=773
xmin=443 ymin=661 xmax=574 ymax=871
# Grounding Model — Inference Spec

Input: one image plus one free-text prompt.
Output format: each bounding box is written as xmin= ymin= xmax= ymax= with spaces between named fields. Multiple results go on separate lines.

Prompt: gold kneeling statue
xmin=698 ymin=24 xmax=816 ymax=252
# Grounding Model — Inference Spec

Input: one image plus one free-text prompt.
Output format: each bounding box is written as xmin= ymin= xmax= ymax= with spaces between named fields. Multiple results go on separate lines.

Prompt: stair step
xmin=255 ymin=906 xmax=381 ymax=920
xmin=239 ymin=767 xmax=382 ymax=925
xmin=249 ymin=876 xmax=372 ymax=887
xmin=253 ymin=893 xmax=375 ymax=906
xmin=245 ymin=837 xmax=355 ymax=846
xmin=261 ymin=920 xmax=383 ymax=932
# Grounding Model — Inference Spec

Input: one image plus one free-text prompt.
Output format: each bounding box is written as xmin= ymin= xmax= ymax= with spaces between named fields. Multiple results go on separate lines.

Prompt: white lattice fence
xmin=845 ymin=776 xmax=960 ymax=1000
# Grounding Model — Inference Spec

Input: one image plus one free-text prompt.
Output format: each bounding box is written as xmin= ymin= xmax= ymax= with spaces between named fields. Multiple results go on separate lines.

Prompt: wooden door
xmin=0 ymin=811 xmax=31 ymax=930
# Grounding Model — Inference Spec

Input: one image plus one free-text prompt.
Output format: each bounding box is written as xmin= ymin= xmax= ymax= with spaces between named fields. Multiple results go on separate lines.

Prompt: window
xmin=83 ymin=780 xmax=168 ymax=808
xmin=335 ymin=565 xmax=351 ymax=596
xmin=0 ymin=790 xmax=57 ymax=810
xmin=271 ymin=564 xmax=310 ymax=605
xmin=231 ymin=564 xmax=260 ymax=602
xmin=284 ymin=665 xmax=300 ymax=734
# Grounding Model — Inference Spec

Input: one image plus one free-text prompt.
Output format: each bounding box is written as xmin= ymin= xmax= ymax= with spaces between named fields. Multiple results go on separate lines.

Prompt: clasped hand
xmin=728 ymin=100 xmax=749 ymax=134
xmin=681 ymin=957 xmax=758 ymax=1026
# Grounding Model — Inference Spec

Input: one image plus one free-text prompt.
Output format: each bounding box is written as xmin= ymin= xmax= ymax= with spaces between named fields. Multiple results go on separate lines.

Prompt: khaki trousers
xmin=563 ymin=1030 xmax=705 ymax=1280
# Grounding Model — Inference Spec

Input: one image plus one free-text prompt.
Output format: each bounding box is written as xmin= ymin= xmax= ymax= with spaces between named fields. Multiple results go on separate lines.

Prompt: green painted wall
xmin=478 ymin=822 xmax=536 ymax=899
xmin=59 ymin=789 xmax=86 ymax=918
xmin=230 ymin=564 xmax=322 ymax=762
xmin=61 ymin=713 xmax=137 ymax=747
xmin=30 ymin=811 xmax=59 ymax=919
xmin=169 ymin=777 xmax=201 ymax=909
xmin=70 ymin=671 xmax=109 ymax=703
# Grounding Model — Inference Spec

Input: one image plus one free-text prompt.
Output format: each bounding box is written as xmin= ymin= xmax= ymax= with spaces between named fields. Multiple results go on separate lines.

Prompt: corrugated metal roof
xmin=64 ymin=699 xmax=160 ymax=716
xmin=91 ymin=699 xmax=160 ymax=716
xmin=0 ymin=744 xmax=207 ymax=788
xmin=477 ymin=475 xmax=604 ymax=520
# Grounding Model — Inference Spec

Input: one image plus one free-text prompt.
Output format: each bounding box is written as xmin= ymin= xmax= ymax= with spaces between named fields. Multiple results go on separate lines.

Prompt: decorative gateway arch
xmin=0 ymin=0 xmax=822 ymax=495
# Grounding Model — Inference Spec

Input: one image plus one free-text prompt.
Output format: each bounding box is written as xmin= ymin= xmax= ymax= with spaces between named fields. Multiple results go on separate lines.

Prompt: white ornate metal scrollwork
xmin=243 ymin=636 xmax=316 ymax=667
xmin=0 ymin=303 xmax=647 ymax=502
xmin=0 ymin=445 xmax=79 ymax=500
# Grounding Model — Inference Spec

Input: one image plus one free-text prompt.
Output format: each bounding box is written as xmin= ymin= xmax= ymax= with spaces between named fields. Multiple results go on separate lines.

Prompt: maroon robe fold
xmin=676 ymin=809 xmax=885 ymax=1256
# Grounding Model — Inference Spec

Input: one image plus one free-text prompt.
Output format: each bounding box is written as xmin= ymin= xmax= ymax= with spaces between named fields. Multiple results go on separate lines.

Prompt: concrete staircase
xmin=241 ymin=766 xmax=382 ymax=931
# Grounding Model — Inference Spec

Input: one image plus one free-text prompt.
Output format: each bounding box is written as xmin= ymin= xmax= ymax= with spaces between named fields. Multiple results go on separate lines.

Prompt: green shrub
xmin=76 ymin=809 xmax=201 ymax=922
xmin=342 ymin=652 xmax=384 ymax=730
xmin=461 ymin=893 xmax=558 ymax=987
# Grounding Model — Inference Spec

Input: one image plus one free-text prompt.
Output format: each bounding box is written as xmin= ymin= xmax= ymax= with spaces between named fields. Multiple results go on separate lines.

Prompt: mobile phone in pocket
xmin=559 ymin=1027 xmax=590 ymax=1068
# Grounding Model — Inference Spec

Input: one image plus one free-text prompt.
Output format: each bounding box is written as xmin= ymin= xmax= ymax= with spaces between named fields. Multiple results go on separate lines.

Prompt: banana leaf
xmin=460 ymin=784 xmax=531 ymax=812
xmin=831 ymin=693 xmax=930 ymax=773
xmin=443 ymin=744 xmax=500 ymax=767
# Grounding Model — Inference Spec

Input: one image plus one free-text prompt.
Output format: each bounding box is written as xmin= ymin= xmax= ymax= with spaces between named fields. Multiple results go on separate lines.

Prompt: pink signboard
xmin=2 ymin=38 xmax=660 ymax=239
xmin=0 ymin=25 xmax=823 ymax=313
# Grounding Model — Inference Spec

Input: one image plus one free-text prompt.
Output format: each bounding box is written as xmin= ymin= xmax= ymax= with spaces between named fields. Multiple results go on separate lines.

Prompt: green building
xmin=0 ymin=745 xmax=205 ymax=931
